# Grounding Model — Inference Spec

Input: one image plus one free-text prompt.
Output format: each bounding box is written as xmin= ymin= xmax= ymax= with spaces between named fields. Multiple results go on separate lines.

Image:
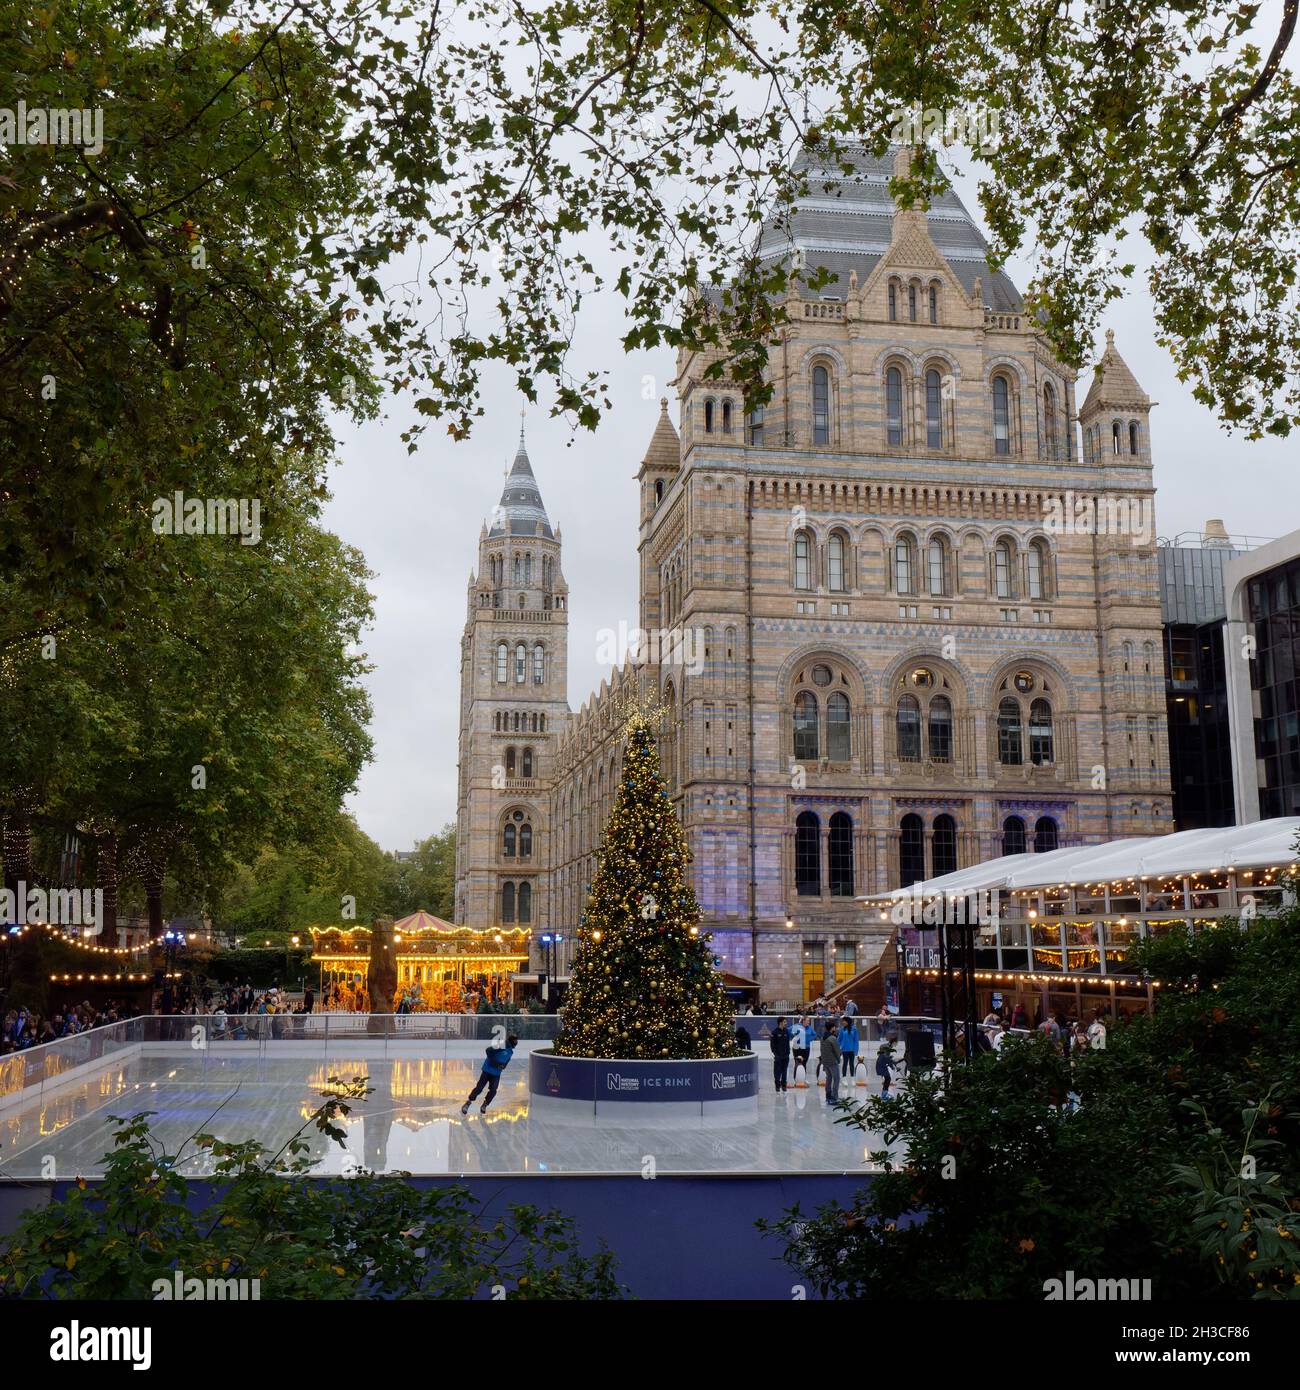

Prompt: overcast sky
xmin=322 ymin=151 xmax=1298 ymax=853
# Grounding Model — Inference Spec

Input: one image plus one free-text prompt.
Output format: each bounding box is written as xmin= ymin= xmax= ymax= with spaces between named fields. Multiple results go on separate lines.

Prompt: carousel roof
xmin=392 ymin=910 xmax=461 ymax=933
xmin=311 ymin=912 xmax=529 ymax=938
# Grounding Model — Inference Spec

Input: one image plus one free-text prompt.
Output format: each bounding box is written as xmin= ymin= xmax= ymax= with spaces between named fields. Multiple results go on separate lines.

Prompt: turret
xmin=637 ymin=396 xmax=682 ymax=524
xmin=1080 ymin=329 xmax=1154 ymax=465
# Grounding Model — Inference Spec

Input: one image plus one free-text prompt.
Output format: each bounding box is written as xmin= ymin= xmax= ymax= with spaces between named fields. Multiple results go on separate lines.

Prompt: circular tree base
xmin=528 ymin=1048 xmax=759 ymax=1124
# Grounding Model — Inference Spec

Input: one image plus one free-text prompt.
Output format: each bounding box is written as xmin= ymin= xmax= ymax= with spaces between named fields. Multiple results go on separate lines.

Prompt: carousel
xmin=309 ymin=911 xmax=531 ymax=1013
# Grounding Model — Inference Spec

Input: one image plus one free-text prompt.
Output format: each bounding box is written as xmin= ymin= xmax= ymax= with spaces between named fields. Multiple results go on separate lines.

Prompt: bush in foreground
xmin=764 ymin=908 xmax=1300 ymax=1301
xmin=0 ymin=1080 xmax=622 ymax=1300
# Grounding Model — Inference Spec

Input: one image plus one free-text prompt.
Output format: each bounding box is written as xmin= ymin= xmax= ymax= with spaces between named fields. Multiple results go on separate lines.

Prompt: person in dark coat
xmin=819 ymin=1025 xmax=841 ymax=1104
xmin=769 ymin=1017 xmax=791 ymax=1093
xmin=735 ymin=1024 xmax=751 ymax=1051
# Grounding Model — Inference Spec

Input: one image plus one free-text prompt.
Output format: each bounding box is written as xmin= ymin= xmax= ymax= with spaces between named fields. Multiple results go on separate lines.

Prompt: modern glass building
xmin=1158 ymin=525 xmax=1258 ymax=829
xmin=1225 ymin=529 xmax=1300 ymax=821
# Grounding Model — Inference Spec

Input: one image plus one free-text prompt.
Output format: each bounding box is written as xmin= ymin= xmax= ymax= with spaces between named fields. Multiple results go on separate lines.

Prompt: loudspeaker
xmin=905 ymin=1028 xmax=936 ymax=1070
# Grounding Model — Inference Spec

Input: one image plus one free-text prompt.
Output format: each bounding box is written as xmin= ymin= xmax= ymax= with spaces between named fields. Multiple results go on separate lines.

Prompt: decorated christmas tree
xmin=555 ymin=711 xmax=741 ymax=1059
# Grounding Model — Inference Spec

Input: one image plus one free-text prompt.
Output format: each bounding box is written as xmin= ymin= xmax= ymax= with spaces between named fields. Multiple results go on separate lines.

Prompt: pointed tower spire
xmin=489 ymin=408 xmax=553 ymax=538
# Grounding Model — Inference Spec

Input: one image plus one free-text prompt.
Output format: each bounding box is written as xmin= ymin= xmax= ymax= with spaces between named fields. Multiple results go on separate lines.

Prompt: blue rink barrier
xmin=1 ymin=1172 xmax=874 ymax=1301
xmin=529 ymin=1047 xmax=758 ymax=1107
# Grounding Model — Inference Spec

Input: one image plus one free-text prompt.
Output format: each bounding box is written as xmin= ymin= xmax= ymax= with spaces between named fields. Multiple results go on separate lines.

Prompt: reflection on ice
xmin=0 ymin=1044 xmax=893 ymax=1179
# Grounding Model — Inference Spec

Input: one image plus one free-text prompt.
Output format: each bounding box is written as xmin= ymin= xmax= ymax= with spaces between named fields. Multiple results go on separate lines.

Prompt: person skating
xmin=875 ymin=1039 xmax=898 ymax=1099
xmin=461 ymin=1033 xmax=518 ymax=1115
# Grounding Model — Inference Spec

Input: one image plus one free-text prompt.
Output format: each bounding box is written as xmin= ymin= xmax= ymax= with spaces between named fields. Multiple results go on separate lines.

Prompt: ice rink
xmin=0 ymin=1042 xmax=895 ymax=1179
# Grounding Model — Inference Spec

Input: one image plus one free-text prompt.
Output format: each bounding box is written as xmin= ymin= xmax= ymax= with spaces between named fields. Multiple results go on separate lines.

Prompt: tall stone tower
xmin=454 ymin=424 xmax=570 ymax=935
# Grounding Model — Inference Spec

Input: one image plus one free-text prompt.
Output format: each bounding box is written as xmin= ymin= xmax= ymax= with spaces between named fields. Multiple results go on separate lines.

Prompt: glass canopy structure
xmin=862 ymin=818 xmax=1300 ymax=1013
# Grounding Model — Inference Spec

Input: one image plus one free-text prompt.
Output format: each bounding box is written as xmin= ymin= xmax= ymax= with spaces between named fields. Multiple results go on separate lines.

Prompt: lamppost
xmin=538 ymin=932 xmax=562 ymax=1009
xmin=936 ymin=906 xmax=979 ymax=1066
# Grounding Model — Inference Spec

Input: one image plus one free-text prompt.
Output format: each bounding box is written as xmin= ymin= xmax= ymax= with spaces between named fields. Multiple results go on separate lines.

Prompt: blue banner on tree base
xmin=529 ymin=1049 xmax=757 ymax=1104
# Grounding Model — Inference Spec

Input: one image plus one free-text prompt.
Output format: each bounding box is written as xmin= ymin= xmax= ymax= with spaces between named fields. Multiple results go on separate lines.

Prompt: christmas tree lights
xmin=555 ymin=712 xmax=739 ymax=1060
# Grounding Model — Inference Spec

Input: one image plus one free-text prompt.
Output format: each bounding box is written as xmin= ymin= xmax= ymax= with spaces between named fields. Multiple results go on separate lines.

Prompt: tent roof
xmin=863 ymin=818 xmax=1300 ymax=902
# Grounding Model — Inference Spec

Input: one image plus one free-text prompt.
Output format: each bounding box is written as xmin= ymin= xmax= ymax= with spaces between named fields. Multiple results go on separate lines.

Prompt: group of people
xmin=1 ymin=999 xmax=139 ymax=1054
xmin=972 ymin=1002 xmax=1111 ymax=1055
xmin=742 ymin=1012 xmax=899 ymax=1106
xmin=321 ymin=979 xmax=515 ymax=1015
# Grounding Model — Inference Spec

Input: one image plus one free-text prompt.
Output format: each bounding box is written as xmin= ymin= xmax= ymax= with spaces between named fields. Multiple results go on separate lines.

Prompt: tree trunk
xmin=143 ymin=861 xmax=165 ymax=937
xmin=96 ymin=831 xmax=118 ymax=945
xmin=3 ymin=808 xmax=33 ymax=903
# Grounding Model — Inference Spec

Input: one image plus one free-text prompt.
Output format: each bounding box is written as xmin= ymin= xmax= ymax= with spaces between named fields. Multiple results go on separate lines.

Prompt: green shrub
xmin=0 ymin=1080 xmax=623 ymax=1300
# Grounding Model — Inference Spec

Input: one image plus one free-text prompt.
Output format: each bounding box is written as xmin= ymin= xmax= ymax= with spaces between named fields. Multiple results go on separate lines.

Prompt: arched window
xmin=1029 ymin=698 xmax=1054 ymax=765
xmin=513 ymin=554 xmax=522 ymax=584
xmin=1002 ymin=815 xmax=1027 ymax=856
xmin=519 ymin=823 xmax=532 ymax=858
xmin=894 ymin=533 xmax=916 ymax=594
xmin=522 ymin=747 xmax=534 ymax=778
xmin=518 ymin=881 xmax=532 ymax=923
xmin=514 ymin=643 xmax=526 ymax=683
xmin=925 ymin=369 xmax=943 ymax=447
xmin=998 ymin=697 xmax=1023 ymax=765
xmin=543 ymin=555 xmax=552 ymax=589
xmin=827 ymin=532 xmax=847 ymax=592
xmin=1129 ymin=420 xmax=1139 ymax=455
xmin=748 ymin=404 xmax=764 ymax=446
xmin=793 ymin=690 xmax=819 ymax=760
xmin=812 ymin=365 xmax=830 ymax=445
xmin=1043 ymin=382 xmax=1060 ymax=459
xmin=794 ymin=531 xmax=812 ymax=591
xmin=827 ymin=692 xmax=851 ymax=761
xmin=932 ymin=814 xmax=957 ymax=877
xmin=829 ymin=812 xmax=854 ymax=896
xmin=899 ymin=813 xmax=925 ymax=887
xmin=503 ymin=824 xmax=517 ymax=857
xmin=1112 ymin=420 xmax=1122 ymax=454
xmin=655 ymin=478 xmax=664 ymax=504
xmin=992 ymin=375 xmax=1010 ymax=455
xmin=505 ymin=746 xmax=516 ymax=777
xmin=1027 ymin=540 xmax=1048 ymax=600
xmin=886 ymin=366 xmax=904 ymax=446
xmin=533 ymin=643 xmax=545 ymax=684
xmin=888 ymin=281 xmax=898 ymax=321
xmin=795 ymin=811 xmax=821 ymax=896
xmin=928 ymin=695 xmax=952 ymax=762
xmin=896 ymin=694 xmax=922 ymax=761
xmin=704 ymin=398 xmax=715 ymax=433
xmin=929 ymin=284 xmax=938 ymax=325
xmin=908 ymin=283 xmax=917 ymax=322
xmin=994 ymin=539 xmax=1015 ymax=599
xmin=501 ymin=882 xmax=516 ymax=922
xmin=1034 ymin=816 xmax=1059 ymax=853
xmin=524 ymin=554 xmax=533 ymax=584
xmin=926 ymin=536 xmax=948 ymax=596
xmin=722 ymin=400 xmax=733 ymax=434
xmin=496 ymin=642 xmax=508 ymax=683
